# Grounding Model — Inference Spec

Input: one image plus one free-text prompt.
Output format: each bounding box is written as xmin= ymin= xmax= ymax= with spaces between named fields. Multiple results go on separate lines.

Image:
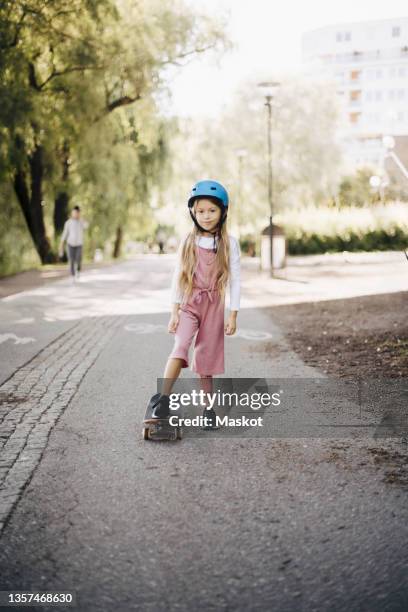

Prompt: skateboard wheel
xmin=142 ymin=427 xmax=149 ymax=440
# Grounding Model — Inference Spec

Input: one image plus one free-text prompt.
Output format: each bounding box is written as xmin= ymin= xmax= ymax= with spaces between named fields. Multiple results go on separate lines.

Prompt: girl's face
xmin=194 ymin=199 xmax=222 ymax=233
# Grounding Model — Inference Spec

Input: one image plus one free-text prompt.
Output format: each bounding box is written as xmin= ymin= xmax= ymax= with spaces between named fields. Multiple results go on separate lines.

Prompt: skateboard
xmin=142 ymin=393 xmax=182 ymax=441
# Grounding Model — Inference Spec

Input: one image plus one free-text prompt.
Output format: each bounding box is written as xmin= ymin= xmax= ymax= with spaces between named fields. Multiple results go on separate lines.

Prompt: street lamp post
xmin=235 ymin=148 xmax=247 ymax=239
xmin=258 ymin=81 xmax=280 ymax=277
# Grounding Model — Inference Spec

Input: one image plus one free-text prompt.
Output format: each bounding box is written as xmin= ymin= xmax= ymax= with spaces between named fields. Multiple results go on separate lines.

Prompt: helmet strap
xmin=189 ymin=208 xmax=227 ymax=254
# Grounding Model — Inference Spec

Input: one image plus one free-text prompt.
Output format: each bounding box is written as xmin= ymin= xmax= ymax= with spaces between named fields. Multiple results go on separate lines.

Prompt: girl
xmin=151 ymin=179 xmax=240 ymax=428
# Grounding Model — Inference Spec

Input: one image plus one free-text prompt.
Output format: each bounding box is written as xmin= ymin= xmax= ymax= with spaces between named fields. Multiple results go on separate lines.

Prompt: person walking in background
xmin=58 ymin=206 xmax=88 ymax=282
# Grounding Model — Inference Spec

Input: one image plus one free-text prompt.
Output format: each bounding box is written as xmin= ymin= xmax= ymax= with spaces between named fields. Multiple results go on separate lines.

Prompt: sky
xmin=163 ymin=0 xmax=408 ymax=118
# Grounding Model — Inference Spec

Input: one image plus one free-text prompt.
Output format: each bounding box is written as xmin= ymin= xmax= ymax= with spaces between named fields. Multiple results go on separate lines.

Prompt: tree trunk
xmin=13 ymin=143 xmax=55 ymax=263
xmin=14 ymin=167 xmax=34 ymax=237
xmin=54 ymin=141 xmax=70 ymax=234
xmin=113 ymin=225 xmax=122 ymax=258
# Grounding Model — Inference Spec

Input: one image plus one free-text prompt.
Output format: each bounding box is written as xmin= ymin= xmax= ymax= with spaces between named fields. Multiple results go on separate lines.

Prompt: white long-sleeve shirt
xmin=170 ymin=234 xmax=241 ymax=311
xmin=61 ymin=218 xmax=88 ymax=247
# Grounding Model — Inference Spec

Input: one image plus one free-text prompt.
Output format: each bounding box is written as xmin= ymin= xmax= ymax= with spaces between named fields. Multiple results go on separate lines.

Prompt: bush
xmin=287 ymin=227 xmax=408 ymax=254
xmin=279 ymin=201 xmax=408 ymax=255
xmin=0 ymin=187 xmax=40 ymax=277
xmin=239 ymin=236 xmax=257 ymax=257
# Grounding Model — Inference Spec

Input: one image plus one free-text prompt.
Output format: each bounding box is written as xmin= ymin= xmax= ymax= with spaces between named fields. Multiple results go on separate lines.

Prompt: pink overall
xmin=169 ymin=245 xmax=225 ymax=375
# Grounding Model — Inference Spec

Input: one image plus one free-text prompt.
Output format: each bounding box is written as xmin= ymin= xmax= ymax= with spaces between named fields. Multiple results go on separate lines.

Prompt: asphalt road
xmin=0 ymin=254 xmax=407 ymax=611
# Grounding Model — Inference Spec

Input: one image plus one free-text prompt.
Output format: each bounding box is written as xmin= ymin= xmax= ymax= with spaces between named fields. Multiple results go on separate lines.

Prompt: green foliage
xmin=0 ymin=184 xmax=40 ymax=276
xmin=338 ymin=167 xmax=376 ymax=207
xmin=163 ymin=76 xmax=345 ymax=239
xmin=239 ymin=235 xmax=257 ymax=257
xmin=0 ymin=0 xmax=229 ymax=270
xmin=282 ymin=202 xmax=408 ymax=254
xmin=287 ymin=227 xmax=408 ymax=254
xmin=238 ymin=202 xmax=408 ymax=257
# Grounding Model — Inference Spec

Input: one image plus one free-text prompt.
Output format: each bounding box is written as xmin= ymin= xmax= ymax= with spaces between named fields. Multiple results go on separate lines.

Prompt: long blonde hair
xmin=178 ymin=202 xmax=230 ymax=304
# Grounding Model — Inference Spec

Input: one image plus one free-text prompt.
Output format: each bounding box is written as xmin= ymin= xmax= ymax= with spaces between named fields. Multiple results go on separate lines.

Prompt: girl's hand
xmin=168 ymin=313 xmax=180 ymax=334
xmin=225 ymin=313 xmax=237 ymax=336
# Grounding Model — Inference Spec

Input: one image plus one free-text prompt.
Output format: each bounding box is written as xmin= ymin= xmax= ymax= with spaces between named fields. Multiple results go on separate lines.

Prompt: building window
xmin=399 ymin=66 xmax=406 ymax=77
xmin=336 ymin=31 xmax=352 ymax=43
xmin=349 ymin=112 xmax=361 ymax=124
xmin=392 ymin=26 xmax=401 ymax=37
xmin=398 ymin=111 xmax=404 ymax=121
xmin=375 ymin=68 xmax=382 ymax=78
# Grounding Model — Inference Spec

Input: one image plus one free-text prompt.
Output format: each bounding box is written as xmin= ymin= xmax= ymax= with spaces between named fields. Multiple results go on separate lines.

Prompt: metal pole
xmin=265 ymin=95 xmax=274 ymax=276
xmin=258 ymin=80 xmax=280 ymax=276
xmin=235 ymin=148 xmax=247 ymax=240
xmin=387 ymin=150 xmax=408 ymax=181
xmin=238 ymin=154 xmax=243 ymax=238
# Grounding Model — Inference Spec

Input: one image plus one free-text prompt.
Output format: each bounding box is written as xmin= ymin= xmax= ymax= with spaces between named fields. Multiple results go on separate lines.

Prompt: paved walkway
xmin=243 ymin=250 xmax=408 ymax=307
xmin=0 ymin=259 xmax=121 ymax=299
xmin=0 ymin=252 xmax=407 ymax=611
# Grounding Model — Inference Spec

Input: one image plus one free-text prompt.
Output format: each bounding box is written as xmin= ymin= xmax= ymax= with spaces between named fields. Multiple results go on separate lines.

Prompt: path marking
xmin=0 ymin=333 xmax=36 ymax=345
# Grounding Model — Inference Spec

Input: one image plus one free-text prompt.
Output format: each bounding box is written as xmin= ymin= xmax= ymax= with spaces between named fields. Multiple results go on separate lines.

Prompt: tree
xmin=338 ymin=167 xmax=376 ymax=207
xmin=0 ymin=0 xmax=229 ymax=262
xmin=163 ymin=76 xmax=344 ymax=237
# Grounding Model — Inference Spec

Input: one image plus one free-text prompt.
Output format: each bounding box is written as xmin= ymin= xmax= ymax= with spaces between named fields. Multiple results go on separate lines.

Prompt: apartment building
xmin=302 ymin=17 xmax=408 ymax=177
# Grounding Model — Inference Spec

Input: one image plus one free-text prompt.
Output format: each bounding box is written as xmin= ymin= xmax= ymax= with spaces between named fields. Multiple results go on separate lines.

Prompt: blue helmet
xmin=187 ymin=180 xmax=229 ymax=253
xmin=188 ymin=179 xmax=229 ymax=209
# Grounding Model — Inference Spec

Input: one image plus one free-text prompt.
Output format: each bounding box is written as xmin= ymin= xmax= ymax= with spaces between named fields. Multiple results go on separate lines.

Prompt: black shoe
xmin=202 ymin=407 xmax=218 ymax=430
xmin=151 ymin=394 xmax=170 ymax=419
